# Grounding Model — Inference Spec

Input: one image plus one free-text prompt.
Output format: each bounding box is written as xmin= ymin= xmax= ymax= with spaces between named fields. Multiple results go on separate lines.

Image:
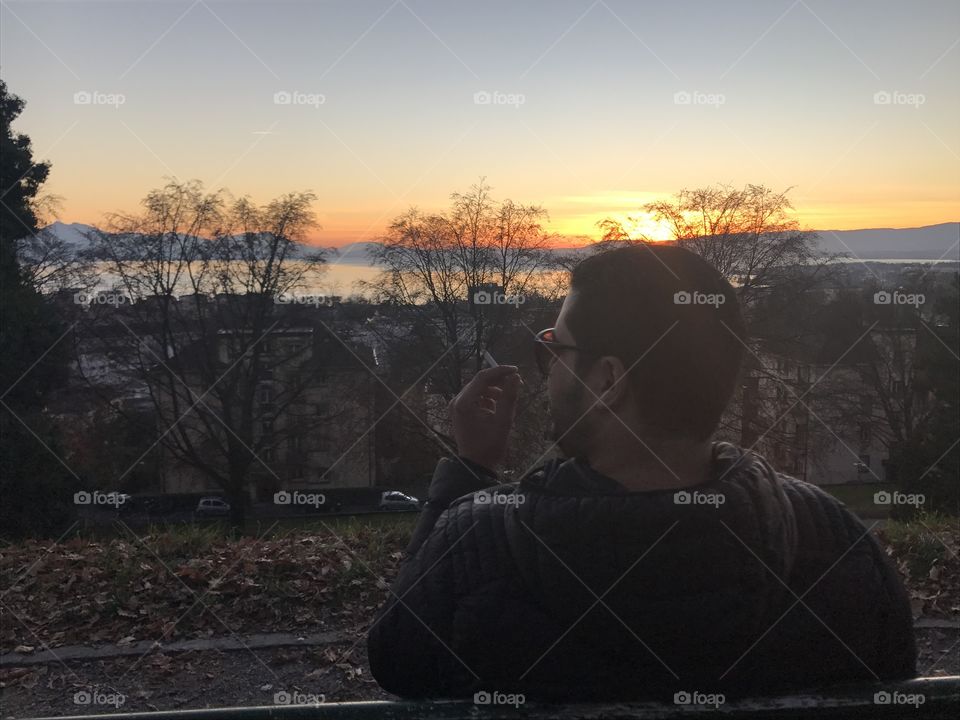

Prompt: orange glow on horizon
xmin=55 ymin=200 xmax=958 ymax=250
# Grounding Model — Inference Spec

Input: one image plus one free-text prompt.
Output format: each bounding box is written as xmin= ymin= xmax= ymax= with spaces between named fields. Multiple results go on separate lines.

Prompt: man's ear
xmin=595 ymin=355 xmax=632 ymax=411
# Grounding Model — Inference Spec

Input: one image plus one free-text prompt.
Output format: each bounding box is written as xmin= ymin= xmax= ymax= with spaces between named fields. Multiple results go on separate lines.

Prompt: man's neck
xmin=586 ymin=434 xmax=715 ymax=492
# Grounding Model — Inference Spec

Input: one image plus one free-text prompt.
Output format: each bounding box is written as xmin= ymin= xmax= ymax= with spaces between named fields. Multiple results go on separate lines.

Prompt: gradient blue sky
xmin=3 ymin=0 xmax=958 ymax=245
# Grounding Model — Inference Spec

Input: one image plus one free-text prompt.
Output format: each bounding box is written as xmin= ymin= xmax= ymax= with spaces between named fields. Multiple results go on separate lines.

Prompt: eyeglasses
xmin=532 ymin=327 xmax=596 ymax=378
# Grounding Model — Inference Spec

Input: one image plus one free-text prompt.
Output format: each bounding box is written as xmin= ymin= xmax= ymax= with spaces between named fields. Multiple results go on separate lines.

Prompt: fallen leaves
xmin=0 ymin=528 xmax=405 ymax=653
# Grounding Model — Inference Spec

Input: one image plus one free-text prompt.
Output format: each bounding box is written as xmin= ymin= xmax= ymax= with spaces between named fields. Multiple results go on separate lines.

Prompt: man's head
xmin=544 ymin=244 xmax=746 ymax=461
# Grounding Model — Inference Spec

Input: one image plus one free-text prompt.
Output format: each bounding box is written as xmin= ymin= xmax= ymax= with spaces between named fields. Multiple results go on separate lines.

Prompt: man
xmin=367 ymin=244 xmax=916 ymax=702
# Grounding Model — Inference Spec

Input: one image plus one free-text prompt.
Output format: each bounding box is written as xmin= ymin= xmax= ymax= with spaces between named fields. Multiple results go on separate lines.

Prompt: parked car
xmin=195 ymin=497 xmax=231 ymax=517
xmin=379 ymin=491 xmax=421 ymax=512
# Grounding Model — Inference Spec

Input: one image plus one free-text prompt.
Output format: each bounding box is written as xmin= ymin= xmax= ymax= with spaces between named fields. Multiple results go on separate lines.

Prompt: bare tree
xmin=361 ymin=180 xmax=557 ymax=444
xmin=77 ymin=180 xmax=371 ymax=527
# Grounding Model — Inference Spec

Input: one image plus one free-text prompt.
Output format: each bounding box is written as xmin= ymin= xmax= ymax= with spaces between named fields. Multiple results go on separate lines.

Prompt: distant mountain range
xmin=36 ymin=221 xmax=960 ymax=263
xmin=812 ymin=223 xmax=958 ymax=260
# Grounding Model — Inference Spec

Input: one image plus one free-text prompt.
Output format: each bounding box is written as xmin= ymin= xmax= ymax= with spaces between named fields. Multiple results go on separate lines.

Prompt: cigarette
xmin=482 ymin=350 xmax=498 ymax=368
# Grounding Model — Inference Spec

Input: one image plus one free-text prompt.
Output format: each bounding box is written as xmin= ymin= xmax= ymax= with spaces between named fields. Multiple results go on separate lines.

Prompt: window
xmin=258 ymin=385 xmax=274 ymax=403
xmin=859 ymin=422 xmax=872 ymax=446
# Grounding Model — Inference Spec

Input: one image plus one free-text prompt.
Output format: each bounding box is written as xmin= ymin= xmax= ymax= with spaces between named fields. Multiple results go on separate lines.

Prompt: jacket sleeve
xmin=367 ymin=456 xmax=497 ymax=698
xmin=404 ymin=456 xmax=498 ymax=556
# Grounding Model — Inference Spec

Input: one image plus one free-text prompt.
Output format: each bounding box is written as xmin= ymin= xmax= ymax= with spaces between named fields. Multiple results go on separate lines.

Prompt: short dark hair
xmin=566 ymin=243 xmax=746 ymax=442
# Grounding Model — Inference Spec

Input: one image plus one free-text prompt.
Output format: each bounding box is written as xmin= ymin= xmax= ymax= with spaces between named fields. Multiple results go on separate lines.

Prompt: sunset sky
xmin=3 ymin=0 xmax=958 ymax=247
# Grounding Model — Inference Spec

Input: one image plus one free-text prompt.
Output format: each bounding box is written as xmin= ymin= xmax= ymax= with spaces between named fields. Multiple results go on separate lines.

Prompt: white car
xmin=379 ymin=491 xmax=421 ymax=512
xmin=195 ymin=497 xmax=231 ymax=517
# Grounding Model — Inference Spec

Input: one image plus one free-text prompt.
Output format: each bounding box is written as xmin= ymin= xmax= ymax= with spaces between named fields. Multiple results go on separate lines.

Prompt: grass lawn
xmin=820 ymin=482 xmax=892 ymax=518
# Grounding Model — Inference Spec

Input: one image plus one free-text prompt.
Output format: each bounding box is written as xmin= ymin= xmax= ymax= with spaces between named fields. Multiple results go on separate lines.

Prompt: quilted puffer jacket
xmin=367 ymin=442 xmax=916 ymax=701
